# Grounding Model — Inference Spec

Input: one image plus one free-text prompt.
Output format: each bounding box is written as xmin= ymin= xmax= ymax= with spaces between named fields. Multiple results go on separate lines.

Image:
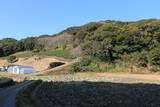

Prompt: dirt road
xmin=0 ymin=80 xmax=36 ymax=107
xmin=88 ymin=72 xmax=160 ymax=81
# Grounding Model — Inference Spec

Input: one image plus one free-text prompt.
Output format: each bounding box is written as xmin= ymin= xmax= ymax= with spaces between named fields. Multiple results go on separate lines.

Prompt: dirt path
xmin=28 ymin=73 xmax=160 ymax=85
xmin=34 ymin=57 xmax=81 ymax=75
xmin=97 ymin=73 xmax=160 ymax=81
xmin=77 ymin=72 xmax=160 ymax=82
xmin=0 ymin=80 xmax=36 ymax=107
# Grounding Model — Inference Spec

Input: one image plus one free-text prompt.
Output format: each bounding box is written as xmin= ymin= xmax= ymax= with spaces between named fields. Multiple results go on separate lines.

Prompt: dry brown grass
xmin=76 ymin=72 xmax=160 ymax=81
xmin=11 ymin=51 xmax=32 ymax=56
xmin=0 ymin=56 xmax=66 ymax=72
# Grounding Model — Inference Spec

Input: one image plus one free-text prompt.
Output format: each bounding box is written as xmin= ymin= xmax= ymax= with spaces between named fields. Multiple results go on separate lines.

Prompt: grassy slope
xmin=0 ymin=49 xmax=74 ymax=60
xmin=0 ymin=51 xmax=33 ymax=59
xmin=37 ymin=49 xmax=74 ymax=59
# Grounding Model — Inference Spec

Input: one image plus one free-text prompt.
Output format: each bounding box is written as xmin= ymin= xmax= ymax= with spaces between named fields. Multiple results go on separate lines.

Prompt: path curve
xmin=0 ymin=80 xmax=36 ymax=107
xmin=34 ymin=57 xmax=81 ymax=75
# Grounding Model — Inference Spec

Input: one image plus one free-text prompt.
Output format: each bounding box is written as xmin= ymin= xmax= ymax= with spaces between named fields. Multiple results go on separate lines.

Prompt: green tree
xmin=21 ymin=37 xmax=36 ymax=50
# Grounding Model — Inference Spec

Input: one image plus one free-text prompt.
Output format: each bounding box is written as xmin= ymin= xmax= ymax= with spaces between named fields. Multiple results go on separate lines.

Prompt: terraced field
xmin=16 ymin=73 xmax=160 ymax=107
xmin=33 ymin=81 xmax=160 ymax=107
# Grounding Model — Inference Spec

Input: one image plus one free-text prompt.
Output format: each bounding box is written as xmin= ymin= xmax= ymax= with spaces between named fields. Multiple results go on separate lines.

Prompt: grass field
xmin=37 ymin=49 xmax=74 ymax=59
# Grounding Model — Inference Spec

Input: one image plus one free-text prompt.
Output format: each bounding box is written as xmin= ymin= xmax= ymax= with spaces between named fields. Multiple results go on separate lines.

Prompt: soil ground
xmin=0 ymin=56 xmax=66 ymax=71
xmin=77 ymin=72 xmax=160 ymax=82
xmin=27 ymin=72 xmax=160 ymax=84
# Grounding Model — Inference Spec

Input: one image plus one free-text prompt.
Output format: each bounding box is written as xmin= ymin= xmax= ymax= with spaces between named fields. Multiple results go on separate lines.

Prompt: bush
xmin=71 ymin=62 xmax=90 ymax=72
xmin=72 ymin=42 xmax=78 ymax=48
xmin=80 ymin=56 xmax=92 ymax=66
xmin=49 ymin=62 xmax=65 ymax=69
xmin=149 ymin=48 xmax=160 ymax=65
xmin=138 ymin=52 xmax=148 ymax=67
xmin=7 ymin=56 xmax=18 ymax=63
xmin=150 ymin=66 xmax=159 ymax=72
xmin=71 ymin=62 xmax=82 ymax=72
xmin=71 ymin=56 xmax=96 ymax=72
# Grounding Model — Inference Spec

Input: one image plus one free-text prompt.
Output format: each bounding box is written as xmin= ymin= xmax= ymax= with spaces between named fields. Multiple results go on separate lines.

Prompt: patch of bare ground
xmin=0 ymin=59 xmax=8 ymax=66
xmin=76 ymin=72 xmax=160 ymax=82
xmin=0 ymin=56 xmax=66 ymax=72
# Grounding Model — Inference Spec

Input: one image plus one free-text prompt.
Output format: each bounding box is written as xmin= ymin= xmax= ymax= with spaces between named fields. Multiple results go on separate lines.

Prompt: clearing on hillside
xmin=0 ymin=56 xmax=66 ymax=72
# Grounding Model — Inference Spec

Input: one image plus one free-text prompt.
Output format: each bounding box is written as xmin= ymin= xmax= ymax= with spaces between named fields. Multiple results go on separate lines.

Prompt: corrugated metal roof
xmin=18 ymin=66 xmax=34 ymax=69
xmin=8 ymin=65 xmax=34 ymax=69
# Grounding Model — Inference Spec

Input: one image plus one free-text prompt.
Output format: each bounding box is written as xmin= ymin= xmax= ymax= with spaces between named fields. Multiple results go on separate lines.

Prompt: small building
xmin=7 ymin=65 xmax=35 ymax=74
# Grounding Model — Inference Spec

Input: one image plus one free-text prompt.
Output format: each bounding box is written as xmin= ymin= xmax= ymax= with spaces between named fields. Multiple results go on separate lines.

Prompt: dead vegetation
xmin=36 ymin=33 xmax=73 ymax=48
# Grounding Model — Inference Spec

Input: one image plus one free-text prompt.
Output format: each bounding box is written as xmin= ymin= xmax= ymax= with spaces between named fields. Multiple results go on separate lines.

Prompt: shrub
xmin=138 ymin=52 xmax=148 ymax=67
xmin=71 ymin=56 xmax=96 ymax=72
xmin=61 ymin=44 xmax=67 ymax=50
xmin=54 ymin=46 xmax=59 ymax=50
xmin=80 ymin=56 xmax=92 ymax=66
xmin=7 ymin=56 xmax=18 ymax=63
xmin=72 ymin=42 xmax=78 ymax=48
xmin=71 ymin=62 xmax=82 ymax=72
xmin=71 ymin=62 xmax=90 ymax=72
xmin=150 ymin=66 xmax=159 ymax=72
xmin=149 ymin=48 xmax=160 ymax=65
xmin=49 ymin=62 xmax=65 ymax=69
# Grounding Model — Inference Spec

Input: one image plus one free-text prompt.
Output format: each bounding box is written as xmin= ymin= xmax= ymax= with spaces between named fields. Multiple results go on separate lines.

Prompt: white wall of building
xmin=7 ymin=65 xmax=35 ymax=74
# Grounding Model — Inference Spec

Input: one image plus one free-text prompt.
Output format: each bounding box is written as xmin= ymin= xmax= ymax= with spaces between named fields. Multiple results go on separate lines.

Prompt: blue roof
xmin=8 ymin=65 xmax=34 ymax=69
xmin=17 ymin=66 xmax=34 ymax=69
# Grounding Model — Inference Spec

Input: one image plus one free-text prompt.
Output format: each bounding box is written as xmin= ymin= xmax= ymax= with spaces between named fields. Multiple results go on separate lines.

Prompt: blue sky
xmin=0 ymin=0 xmax=160 ymax=40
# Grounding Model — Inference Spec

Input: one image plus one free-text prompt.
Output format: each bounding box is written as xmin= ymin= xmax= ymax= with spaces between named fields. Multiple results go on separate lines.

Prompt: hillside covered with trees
xmin=1 ymin=19 xmax=160 ymax=72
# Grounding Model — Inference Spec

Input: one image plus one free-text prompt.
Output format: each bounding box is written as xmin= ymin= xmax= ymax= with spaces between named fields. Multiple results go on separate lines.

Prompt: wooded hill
xmin=1 ymin=19 xmax=160 ymax=72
